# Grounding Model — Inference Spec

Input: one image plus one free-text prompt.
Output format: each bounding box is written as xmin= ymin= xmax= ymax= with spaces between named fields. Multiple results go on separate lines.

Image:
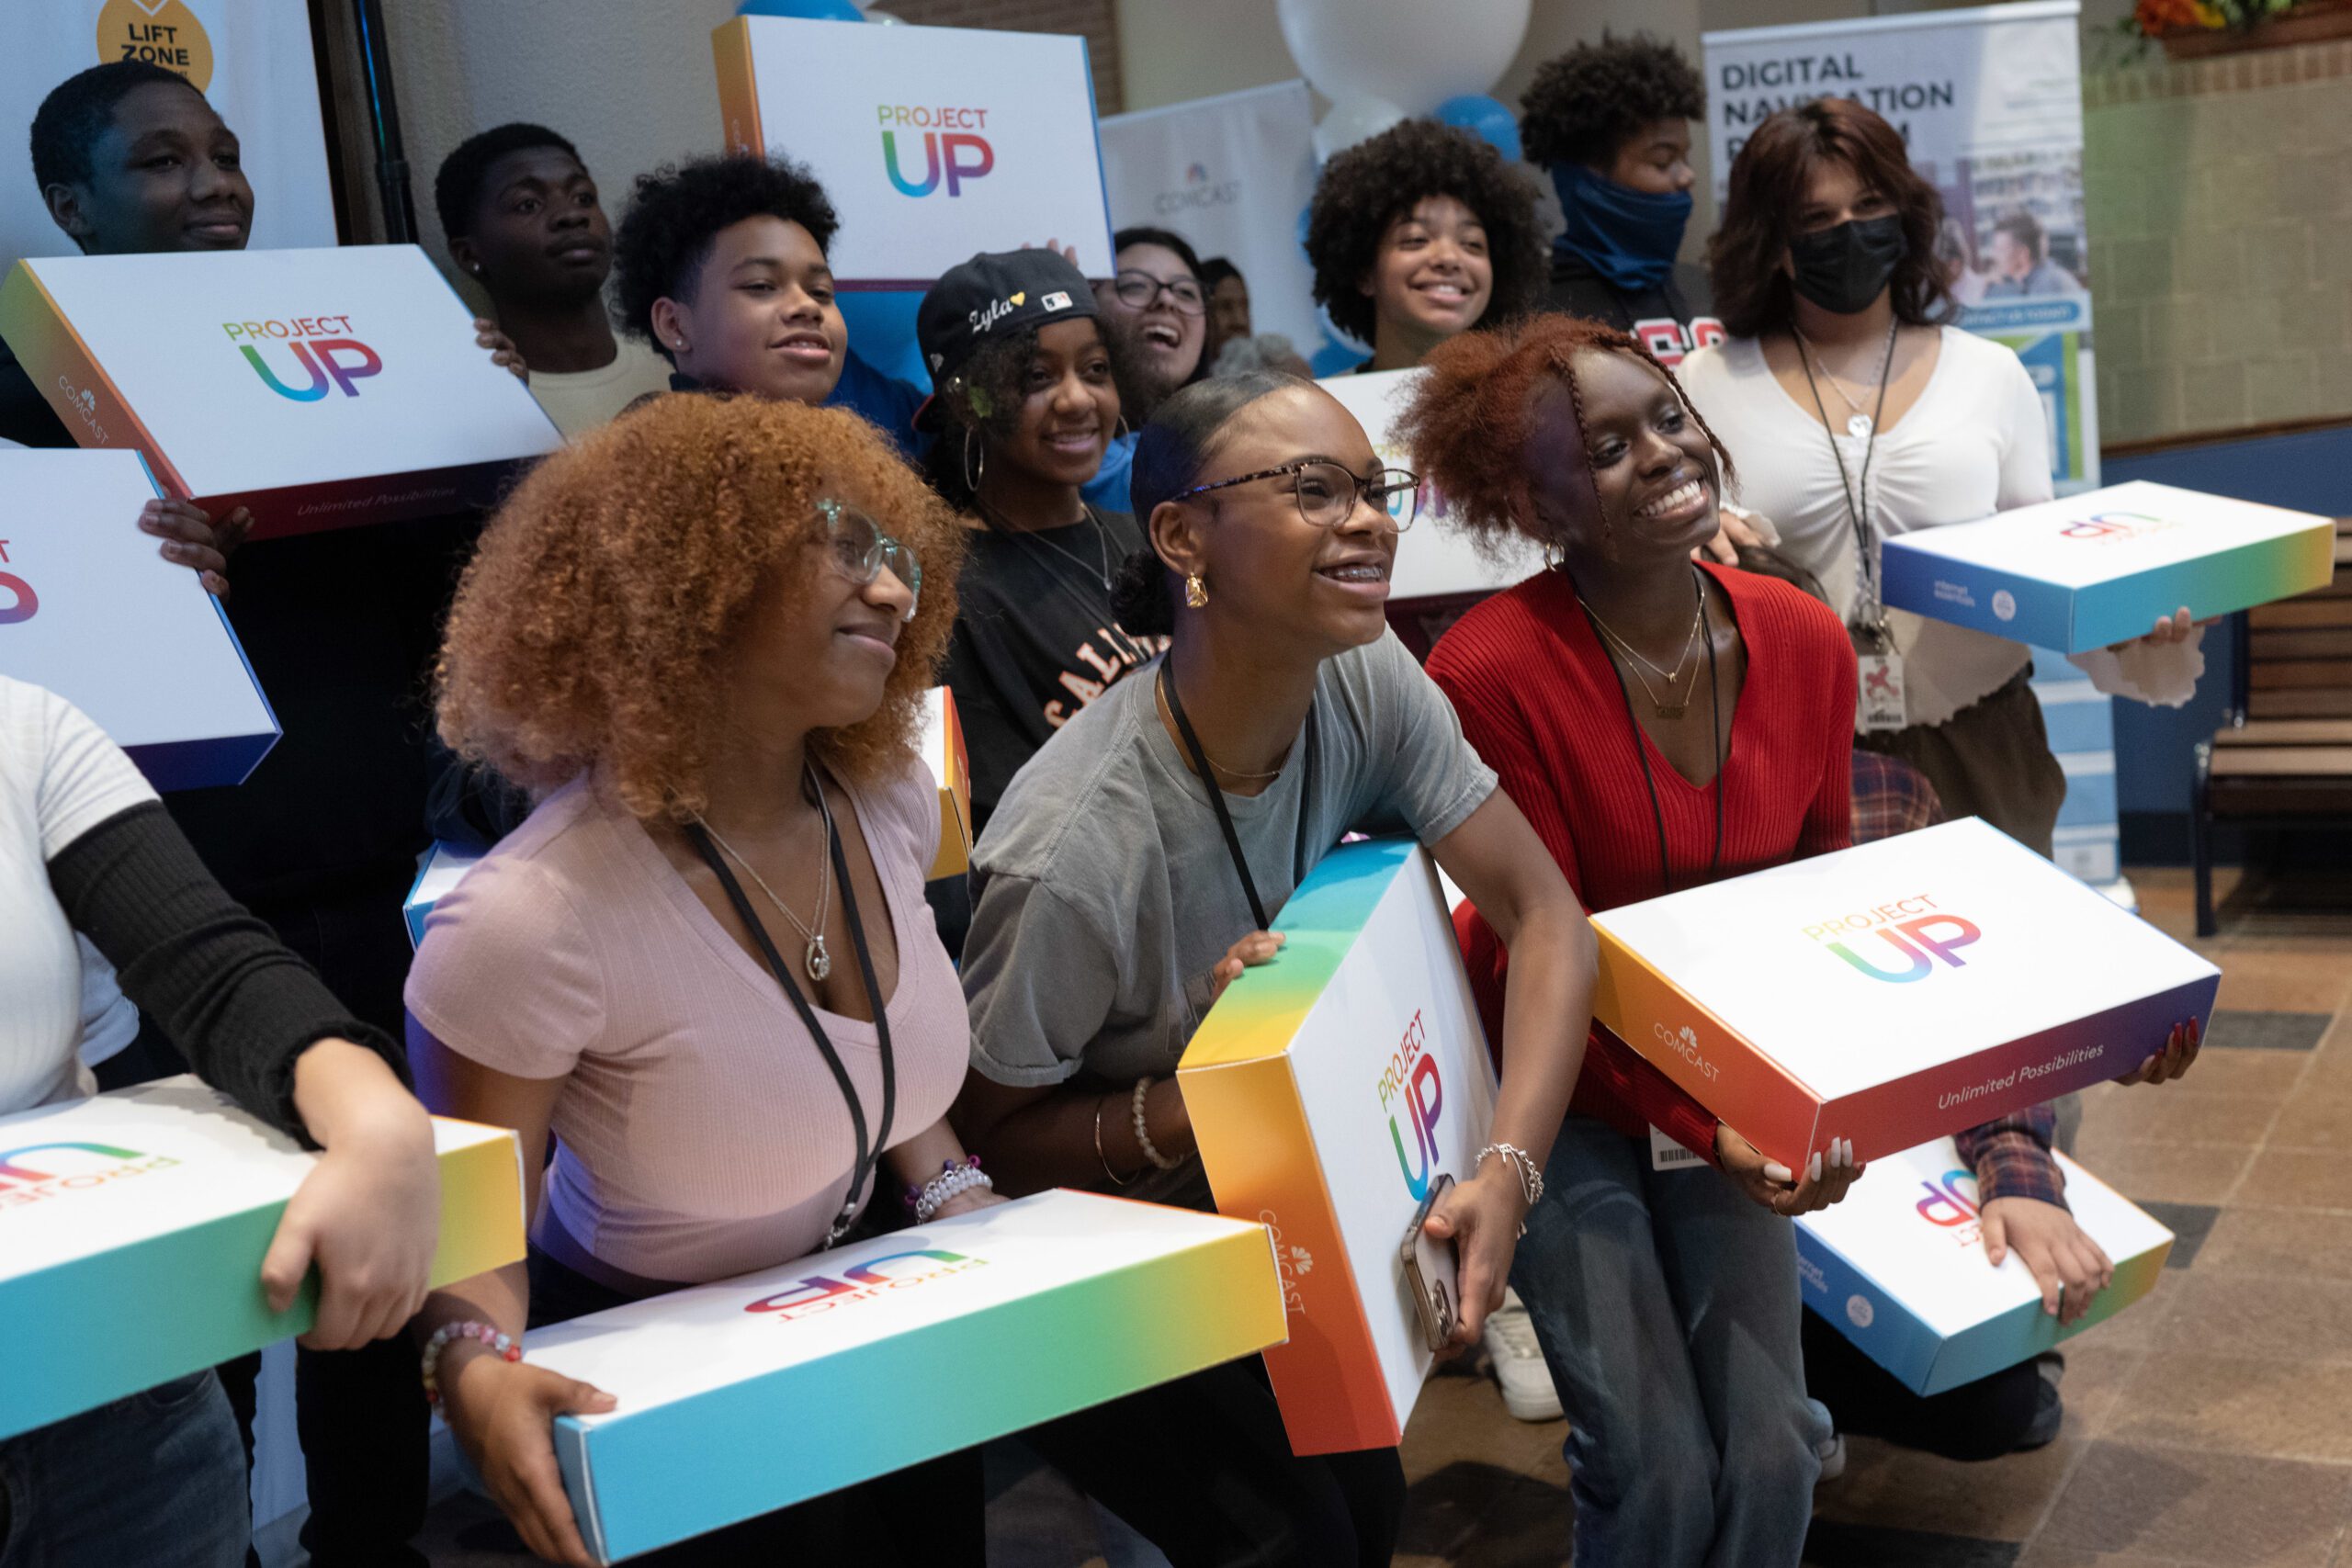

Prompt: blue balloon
xmin=836 ymin=290 xmax=932 ymax=391
xmin=1295 ymin=200 xmax=1315 ymax=250
xmin=737 ymin=0 xmax=865 ymax=18
xmin=1434 ymin=94 xmax=1521 ymax=164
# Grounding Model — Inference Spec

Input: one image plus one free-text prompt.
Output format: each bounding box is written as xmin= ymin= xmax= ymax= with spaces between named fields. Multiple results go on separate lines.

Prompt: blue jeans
xmin=0 ymin=1371 xmax=247 ymax=1568
xmin=1510 ymin=1116 xmax=1826 ymax=1568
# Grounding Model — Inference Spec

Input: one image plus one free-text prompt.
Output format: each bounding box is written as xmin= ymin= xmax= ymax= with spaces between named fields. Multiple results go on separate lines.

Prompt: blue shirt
xmin=1082 ymin=430 xmax=1136 ymax=513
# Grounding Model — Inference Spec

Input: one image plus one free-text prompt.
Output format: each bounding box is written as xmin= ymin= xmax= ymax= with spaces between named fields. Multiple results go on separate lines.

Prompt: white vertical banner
xmin=1702 ymin=1 xmax=2119 ymax=886
xmin=1 ymin=0 xmax=337 ymax=266
xmin=1098 ymin=80 xmax=1325 ymax=362
xmin=1701 ymin=0 xmax=2098 ymax=497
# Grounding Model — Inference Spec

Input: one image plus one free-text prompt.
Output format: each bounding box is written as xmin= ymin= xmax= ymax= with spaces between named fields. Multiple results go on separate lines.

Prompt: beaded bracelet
xmin=909 ymin=1156 xmax=994 ymax=1224
xmin=421 ymin=1319 xmax=520 ymax=1406
xmin=1131 ymin=1077 xmax=1182 ymax=1172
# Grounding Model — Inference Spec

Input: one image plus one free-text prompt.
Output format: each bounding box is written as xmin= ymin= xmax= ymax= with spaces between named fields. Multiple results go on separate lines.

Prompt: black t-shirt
xmin=1544 ymin=254 xmax=1725 ymax=371
xmin=943 ymin=510 xmax=1164 ymax=835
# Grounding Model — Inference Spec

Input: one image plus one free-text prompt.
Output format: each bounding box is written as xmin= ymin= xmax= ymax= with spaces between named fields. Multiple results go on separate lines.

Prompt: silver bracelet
xmin=1132 ymin=1077 xmax=1182 ymax=1171
xmin=912 ymin=1162 xmax=993 ymax=1224
xmin=1478 ymin=1142 xmax=1544 ymax=1210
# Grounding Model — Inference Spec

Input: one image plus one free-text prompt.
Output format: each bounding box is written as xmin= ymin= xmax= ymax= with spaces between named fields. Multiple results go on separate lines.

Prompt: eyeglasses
xmin=1109 ymin=269 xmax=1205 ymax=316
xmin=817 ymin=498 xmax=922 ymax=620
xmin=1172 ymin=459 xmax=1421 ymax=532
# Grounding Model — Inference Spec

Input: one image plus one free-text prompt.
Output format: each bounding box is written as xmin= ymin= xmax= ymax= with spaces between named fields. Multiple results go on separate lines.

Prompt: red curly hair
xmin=1395 ymin=312 xmax=1733 ymax=555
xmin=435 ymin=392 xmax=965 ymax=820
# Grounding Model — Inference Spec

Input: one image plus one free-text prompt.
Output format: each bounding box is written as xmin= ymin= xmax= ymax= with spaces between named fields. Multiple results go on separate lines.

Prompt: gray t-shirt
xmin=963 ymin=629 xmax=1496 ymax=1100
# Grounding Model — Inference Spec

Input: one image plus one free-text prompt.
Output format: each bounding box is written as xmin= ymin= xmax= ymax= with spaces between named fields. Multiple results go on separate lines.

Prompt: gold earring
xmin=1184 ymin=573 xmax=1208 ymax=609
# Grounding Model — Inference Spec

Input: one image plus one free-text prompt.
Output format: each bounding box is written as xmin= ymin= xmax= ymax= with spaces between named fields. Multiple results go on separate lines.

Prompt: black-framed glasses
xmin=1109 ymin=269 xmax=1205 ymax=316
xmin=1172 ymin=459 xmax=1421 ymax=532
xmin=817 ymin=498 xmax=922 ymax=620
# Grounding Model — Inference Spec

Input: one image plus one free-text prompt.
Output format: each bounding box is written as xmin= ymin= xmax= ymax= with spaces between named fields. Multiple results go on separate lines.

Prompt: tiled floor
xmin=416 ymin=863 xmax=2352 ymax=1567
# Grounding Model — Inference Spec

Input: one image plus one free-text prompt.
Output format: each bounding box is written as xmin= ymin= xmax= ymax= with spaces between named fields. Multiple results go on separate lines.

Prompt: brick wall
xmin=2084 ymin=36 xmax=2352 ymax=446
xmin=882 ymin=0 xmax=1122 ymax=113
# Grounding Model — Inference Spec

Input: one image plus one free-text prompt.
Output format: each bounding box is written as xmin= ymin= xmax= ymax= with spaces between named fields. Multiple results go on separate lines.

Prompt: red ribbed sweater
xmin=1427 ymin=562 xmax=1858 ymax=1162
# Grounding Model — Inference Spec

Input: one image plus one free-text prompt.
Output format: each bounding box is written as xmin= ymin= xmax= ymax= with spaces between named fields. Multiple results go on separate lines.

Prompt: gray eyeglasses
xmin=1172 ymin=459 xmax=1421 ymax=531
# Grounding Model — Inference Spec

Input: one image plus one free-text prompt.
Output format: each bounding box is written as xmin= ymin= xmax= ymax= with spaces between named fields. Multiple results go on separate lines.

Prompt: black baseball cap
xmin=913 ymin=249 xmax=1097 ymax=429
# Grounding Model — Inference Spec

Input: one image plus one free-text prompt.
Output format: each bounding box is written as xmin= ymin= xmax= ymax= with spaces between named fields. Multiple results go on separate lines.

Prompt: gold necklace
xmin=1579 ymin=575 xmax=1708 ymax=721
xmin=1155 ymin=675 xmax=1284 ymax=781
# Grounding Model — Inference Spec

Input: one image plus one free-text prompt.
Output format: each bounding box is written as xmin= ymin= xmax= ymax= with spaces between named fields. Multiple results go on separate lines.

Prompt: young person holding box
xmin=953 ymin=371 xmax=1596 ymax=1565
xmin=407 ymin=395 xmax=990 ymax=1567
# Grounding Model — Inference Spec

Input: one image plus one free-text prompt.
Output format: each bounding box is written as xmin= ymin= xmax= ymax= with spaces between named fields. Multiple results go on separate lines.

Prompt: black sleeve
xmin=47 ymin=801 xmax=413 ymax=1144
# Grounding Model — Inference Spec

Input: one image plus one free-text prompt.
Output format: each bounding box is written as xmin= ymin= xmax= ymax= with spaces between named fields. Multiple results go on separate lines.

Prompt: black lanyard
xmin=1795 ymin=326 xmax=1898 ymax=637
xmin=684 ymin=808 xmax=897 ymax=1247
xmin=1574 ymin=570 xmax=1725 ymax=897
xmin=1159 ymin=661 xmax=1317 ymax=932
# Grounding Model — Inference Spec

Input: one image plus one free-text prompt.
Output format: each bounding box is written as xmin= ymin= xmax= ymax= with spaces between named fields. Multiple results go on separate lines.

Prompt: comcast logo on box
xmin=223 ymin=315 xmax=380 ymax=401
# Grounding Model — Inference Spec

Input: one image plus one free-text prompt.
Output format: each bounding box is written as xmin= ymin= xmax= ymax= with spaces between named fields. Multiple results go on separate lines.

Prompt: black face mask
xmin=1786 ymin=214 xmax=1907 ymax=316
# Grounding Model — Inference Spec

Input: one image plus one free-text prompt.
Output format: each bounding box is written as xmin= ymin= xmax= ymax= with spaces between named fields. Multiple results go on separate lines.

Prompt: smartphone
xmin=1399 ymin=1172 xmax=1459 ymax=1353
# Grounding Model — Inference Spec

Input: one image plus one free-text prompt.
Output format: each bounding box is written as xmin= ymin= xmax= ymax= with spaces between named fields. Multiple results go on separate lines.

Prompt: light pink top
xmin=405 ymin=757 xmax=967 ymax=1284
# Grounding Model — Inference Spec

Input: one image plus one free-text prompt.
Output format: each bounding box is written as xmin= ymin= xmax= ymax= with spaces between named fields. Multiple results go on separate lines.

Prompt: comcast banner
xmin=1702 ymin=0 xmax=2098 ymax=495
xmin=1 ymin=0 xmax=336 ymax=267
xmin=1099 ymin=81 xmax=1324 ymax=363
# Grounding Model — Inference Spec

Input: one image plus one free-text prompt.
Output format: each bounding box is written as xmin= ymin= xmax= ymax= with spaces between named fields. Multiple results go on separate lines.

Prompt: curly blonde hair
xmin=435 ymin=393 xmax=965 ymax=820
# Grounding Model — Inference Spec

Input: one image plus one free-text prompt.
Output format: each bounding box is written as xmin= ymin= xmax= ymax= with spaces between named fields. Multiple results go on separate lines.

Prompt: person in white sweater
xmin=1679 ymin=99 xmax=2196 ymax=855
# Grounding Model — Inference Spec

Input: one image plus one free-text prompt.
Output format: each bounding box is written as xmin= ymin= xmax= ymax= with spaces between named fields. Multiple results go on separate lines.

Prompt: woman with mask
xmin=1305 ymin=120 xmax=1546 ymax=373
xmin=953 ymin=373 xmax=1597 ymax=1565
xmin=1521 ymin=34 xmax=1719 ymax=369
xmin=916 ymin=249 xmax=1158 ymax=838
xmin=1679 ymin=100 xmax=2199 ymax=856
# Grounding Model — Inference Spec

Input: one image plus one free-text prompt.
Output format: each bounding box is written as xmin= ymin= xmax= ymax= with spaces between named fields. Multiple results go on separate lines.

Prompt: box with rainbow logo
xmin=1591 ymin=818 xmax=2220 ymax=1174
xmin=0 ymin=447 xmax=277 ymax=790
xmin=0 ymin=245 xmax=560 ymax=542
xmin=0 ymin=1076 xmax=525 ymax=1442
xmin=1795 ymin=1136 xmax=2174 ymax=1394
xmin=1879 ymin=479 xmax=2335 ymax=654
xmin=1178 ymin=839 xmax=1498 ymax=1456
xmin=523 ymin=1190 xmax=1283 ymax=1564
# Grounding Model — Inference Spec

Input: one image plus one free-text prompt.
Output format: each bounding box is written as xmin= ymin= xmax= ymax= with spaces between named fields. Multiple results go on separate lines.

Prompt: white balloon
xmin=1314 ymin=94 xmax=1408 ymax=164
xmin=1278 ymin=0 xmax=1532 ymax=114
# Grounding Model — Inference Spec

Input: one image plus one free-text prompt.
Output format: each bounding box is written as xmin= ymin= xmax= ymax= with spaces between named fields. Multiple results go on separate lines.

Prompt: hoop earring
xmin=1114 ymin=413 xmax=1132 ymax=442
xmin=1184 ymin=572 xmax=1208 ymax=609
xmin=962 ymin=428 xmax=986 ymax=493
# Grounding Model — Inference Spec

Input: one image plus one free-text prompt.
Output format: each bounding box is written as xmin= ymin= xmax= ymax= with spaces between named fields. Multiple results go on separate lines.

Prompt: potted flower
xmin=2126 ymin=0 xmax=2352 ymax=58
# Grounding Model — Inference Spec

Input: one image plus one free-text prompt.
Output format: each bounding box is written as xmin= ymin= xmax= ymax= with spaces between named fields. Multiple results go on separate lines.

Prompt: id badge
xmin=1856 ymin=650 xmax=1906 ymax=733
xmin=1650 ymin=1125 xmax=1705 ymax=1172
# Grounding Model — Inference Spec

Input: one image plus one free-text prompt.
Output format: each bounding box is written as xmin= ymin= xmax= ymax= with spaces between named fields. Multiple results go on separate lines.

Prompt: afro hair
xmin=1304 ymin=119 xmax=1546 ymax=350
xmin=1519 ymin=33 xmax=1704 ymax=171
xmin=434 ymin=121 xmax=582 ymax=240
xmin=611 ymin=152 xmax=838 ymax=360
xmin=29 ymin=60 xmax=203 ymax=195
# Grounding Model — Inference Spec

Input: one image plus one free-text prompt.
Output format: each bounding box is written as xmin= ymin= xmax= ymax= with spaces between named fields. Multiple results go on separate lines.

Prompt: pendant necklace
xmin=690 ymin=762 xmax=838 ymax=981
xmin=1794 ymin=319 xmax=1898 ymax=440
xmin=1578 ymin=571 xmax=1707 ymax=721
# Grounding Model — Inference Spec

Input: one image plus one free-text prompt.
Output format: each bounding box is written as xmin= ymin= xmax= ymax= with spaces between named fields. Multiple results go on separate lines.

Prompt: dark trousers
xmin=221 ymin=865 xmax=433 ymax=1566
xmin=1022 ymin=1359 xmax=1407 ymax=1568
xmin=526 ymin=1248 xmax=987 ymax=1566
xmin=1801 ymin=1314 xmax=2041 ymax=1462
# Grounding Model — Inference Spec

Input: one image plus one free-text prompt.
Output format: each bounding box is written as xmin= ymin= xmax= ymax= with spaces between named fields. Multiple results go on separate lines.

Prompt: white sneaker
xmin=1482 ymin=1290 xmax=1563 ymax=1422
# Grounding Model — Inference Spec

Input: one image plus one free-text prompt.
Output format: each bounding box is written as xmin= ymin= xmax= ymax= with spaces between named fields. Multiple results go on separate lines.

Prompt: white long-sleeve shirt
xmin=1679 ymin=326 xmax=2199 ymax=728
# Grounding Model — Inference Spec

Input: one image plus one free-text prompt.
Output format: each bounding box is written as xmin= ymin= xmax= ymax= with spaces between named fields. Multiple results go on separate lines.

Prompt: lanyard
xmin=1794 ymin=326 xmax=1899 ymax=643
xmin=1574 ymin=570 xmax=1725 ymax=897
xmin=1158 ymin=661 xmax=1317 ymax=933
xmin=684 ymin=811 xmax=898 ymax=1247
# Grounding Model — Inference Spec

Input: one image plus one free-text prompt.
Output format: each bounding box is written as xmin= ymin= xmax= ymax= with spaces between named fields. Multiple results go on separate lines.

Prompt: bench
xmin=2191 ymin=517 xmax=2352 ymax=934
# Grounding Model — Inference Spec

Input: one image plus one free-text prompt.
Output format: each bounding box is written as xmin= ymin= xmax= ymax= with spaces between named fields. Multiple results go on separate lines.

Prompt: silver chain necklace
xmin=1794 ymin=319 xmax=1898 ymax=438
xmin=689 ymin=762 xmax=837 ymax=981
xmin=982 ymin=499 xmax=1114 ymax=592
